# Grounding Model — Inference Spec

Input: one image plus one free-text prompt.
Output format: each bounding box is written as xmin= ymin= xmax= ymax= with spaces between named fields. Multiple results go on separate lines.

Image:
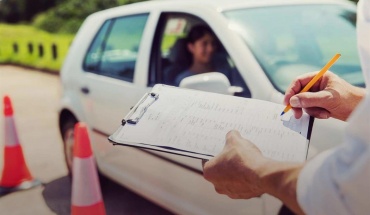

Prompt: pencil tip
xmin=280 ymin=112 xmax=284 ymax=116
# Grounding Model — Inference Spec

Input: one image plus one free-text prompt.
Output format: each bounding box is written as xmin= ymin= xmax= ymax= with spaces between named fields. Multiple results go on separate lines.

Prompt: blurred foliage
xmin=33 ymin=0 xmax=147 ymax=34
xmin=0 ymin=0 xmax=146 ymax=71
xmin=0 ymin=0 xmax=63 ymax=23
xmin=0 ymin=0 xmax=359 ymax=71
xmin=0 ymin=24 xmax=74 ymax=71
xmin=0 ymin=0 xmax=358 ymax=34
xmin=0 ymin=0 xmax=146 ymax=34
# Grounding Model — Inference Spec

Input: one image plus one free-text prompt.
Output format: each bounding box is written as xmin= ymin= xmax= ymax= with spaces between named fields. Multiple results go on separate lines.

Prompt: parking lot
xmin=0 ymin=65 xmax=172 ymax=215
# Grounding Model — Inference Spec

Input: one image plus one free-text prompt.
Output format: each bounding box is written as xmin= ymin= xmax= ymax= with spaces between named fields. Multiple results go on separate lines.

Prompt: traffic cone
xmin=0 ymin=95 xmax=41 ymax=196
xmin=71 ymin=122 xmax=106 ymax=215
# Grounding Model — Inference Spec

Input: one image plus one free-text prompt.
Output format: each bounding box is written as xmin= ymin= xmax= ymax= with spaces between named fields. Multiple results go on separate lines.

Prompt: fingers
xmin=290 ymin=90 xmax=333 ymax=109
xmin=202 ymin=159 xmax=208 ymax=169
xmin=292 ymin=107 xmax=303 ymax=119
xmin=202 ymin=159 xmax=214 ymax=182
xmin=203 ymin=131 xmax=241 ymax=173
xmin=284 ymin=72 xmax=319 ymax=105
xmin=226 ymin=130 xmax=241 ymax=140
xmin=288 ymin=90 xmax=332 ymax=119
xmin=290 ymin=107 xmax=330 ymax=119
xmin=224 ymin=130 xmax=241 ymax=149
xmin=203 ymin=130 xmax=243 ymax=181
xmin=284 ymin=71 xmax=337 ymax=119
xmin=304 ymin=107 xmax=330 ymax=119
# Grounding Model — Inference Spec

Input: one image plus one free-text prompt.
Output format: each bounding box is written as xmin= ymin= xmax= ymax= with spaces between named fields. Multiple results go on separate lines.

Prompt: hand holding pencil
xmin=283 ymin=53 xmax=365 ymax=121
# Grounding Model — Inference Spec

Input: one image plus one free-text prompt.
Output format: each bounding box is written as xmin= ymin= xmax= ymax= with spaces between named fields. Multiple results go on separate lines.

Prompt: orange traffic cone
xmin=0 ymin=95 xmax=41 ymax=196
xmin=71 ymin=122 xmax=106 ymax=215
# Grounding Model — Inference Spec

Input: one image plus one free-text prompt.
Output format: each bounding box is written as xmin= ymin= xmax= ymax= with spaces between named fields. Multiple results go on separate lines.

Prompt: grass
xmin=0 ymin=24 xmax=74 ymax=72
xmin=0 ymin=24 xmax=182 ymax=72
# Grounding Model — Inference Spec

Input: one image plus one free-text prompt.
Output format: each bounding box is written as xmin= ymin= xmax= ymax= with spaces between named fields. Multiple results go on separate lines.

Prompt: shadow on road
xmin=42 ymin=175 xmax=173 ymax=215
xmin=41 ymin=176 xmax=71 ymax=215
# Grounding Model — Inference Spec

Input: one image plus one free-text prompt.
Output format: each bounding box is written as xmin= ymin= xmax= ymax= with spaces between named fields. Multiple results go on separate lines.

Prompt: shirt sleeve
xmin=297 ymin=1 xmax=370 ymax=214
xmin=297 ymin=140 xmax=370 ymax=215
xmin=297 ymin=95 xmax=370 ymax=215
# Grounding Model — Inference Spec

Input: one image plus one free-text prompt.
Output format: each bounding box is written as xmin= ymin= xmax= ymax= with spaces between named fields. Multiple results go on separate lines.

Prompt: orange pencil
xmin=280 ymin=53 xmax=341 ymax=116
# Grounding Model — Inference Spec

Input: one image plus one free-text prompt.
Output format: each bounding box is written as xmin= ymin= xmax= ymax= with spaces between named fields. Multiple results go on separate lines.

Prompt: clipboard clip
xmin=126 ymin=93 xmax=159 ymax=125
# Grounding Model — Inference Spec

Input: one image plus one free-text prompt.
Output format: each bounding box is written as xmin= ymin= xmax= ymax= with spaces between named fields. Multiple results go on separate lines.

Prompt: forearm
xmin=258 ymin=160 xmax=305 ymax=214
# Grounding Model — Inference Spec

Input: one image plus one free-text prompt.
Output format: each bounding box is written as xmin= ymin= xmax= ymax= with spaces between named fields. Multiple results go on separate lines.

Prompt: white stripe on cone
xmin=4 ymin=117 xmax=19 ymax=147
xmin=71 ymin=156 xmax=103 ymax=206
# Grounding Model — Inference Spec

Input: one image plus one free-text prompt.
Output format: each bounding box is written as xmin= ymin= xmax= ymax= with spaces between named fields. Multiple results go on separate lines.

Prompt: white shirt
xmin=297 ymin=0 xmax=370 ymax=214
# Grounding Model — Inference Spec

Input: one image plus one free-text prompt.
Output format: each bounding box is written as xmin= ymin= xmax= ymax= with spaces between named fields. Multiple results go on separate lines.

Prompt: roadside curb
xmin=0 ymin=63 xmax=59 ymax=76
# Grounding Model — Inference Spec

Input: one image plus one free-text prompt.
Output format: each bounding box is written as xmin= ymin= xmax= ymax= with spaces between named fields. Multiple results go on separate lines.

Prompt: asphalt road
xmin=0 ymin=65 xmax=172 ymax=215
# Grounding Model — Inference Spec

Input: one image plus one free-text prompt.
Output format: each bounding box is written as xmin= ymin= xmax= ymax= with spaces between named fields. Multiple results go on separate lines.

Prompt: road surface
xmin=0 ymin=65 xmax=172 ymax=215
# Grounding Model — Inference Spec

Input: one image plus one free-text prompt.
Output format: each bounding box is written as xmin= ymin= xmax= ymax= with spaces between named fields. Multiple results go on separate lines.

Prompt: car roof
xmin=90 ymin=0 xmax=356 ymax=20
xmin=153 ymin=0 xmax=355 ymax=11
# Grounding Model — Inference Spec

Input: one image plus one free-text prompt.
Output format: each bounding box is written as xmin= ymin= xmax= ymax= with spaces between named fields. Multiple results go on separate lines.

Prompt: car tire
xmin=61 ymin=117 xmax=77 ymax=176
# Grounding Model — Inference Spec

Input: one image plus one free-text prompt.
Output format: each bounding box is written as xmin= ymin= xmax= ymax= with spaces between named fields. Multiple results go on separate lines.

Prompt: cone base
xmin=72 ymin=201 xmax=106 ymax=215
xmin=0 ymin=178 xmax=42 ymax=197
xmin=1 ymin=145 xmax=33 ymax=187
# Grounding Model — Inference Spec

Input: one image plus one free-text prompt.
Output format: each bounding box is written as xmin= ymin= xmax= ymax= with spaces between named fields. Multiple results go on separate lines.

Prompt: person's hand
xmin=284 ymin=71 xmax=365 ymax=121
xmin=202 ymin=130 xmax=305 ymax=214
xmin=202 ymin=130 xmax=268 ymax=199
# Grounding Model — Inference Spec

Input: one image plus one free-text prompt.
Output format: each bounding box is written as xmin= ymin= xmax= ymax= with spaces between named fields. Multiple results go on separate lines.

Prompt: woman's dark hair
xmin=187 ymin=25 xmax=215 ymax=44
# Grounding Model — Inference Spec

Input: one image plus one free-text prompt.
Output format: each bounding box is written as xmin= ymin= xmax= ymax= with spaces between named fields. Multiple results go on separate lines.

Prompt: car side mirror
xmin=179 ymin=72 xmax=243 ymax=95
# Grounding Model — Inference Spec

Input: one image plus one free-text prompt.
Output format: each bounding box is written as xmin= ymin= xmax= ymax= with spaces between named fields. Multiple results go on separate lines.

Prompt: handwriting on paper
xmin=117 ymin=85 xmax=311 ymax=162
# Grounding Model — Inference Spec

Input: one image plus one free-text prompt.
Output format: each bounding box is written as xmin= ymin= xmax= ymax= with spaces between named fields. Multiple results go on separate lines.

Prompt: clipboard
xmin=124 ymin=92 xmax=159 ymax=125
xmin=109 ymin=89 xmax=215 ymax=159
xmin=108 ymin=84 xmax=314 ymax=161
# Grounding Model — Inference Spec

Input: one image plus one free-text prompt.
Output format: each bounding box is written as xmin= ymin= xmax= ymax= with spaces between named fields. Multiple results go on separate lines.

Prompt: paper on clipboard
xmin=109 ymin=84 xmax=314 ymax=161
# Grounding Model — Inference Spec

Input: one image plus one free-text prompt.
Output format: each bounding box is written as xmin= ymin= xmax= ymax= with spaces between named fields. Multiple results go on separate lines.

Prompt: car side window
xmin=84 ymin=14 xmax=149 ymax=82
xmin=84 ymin=20 xmax=112 ymax=72
xmin=149 ymin=13 xmax=251 ymax=97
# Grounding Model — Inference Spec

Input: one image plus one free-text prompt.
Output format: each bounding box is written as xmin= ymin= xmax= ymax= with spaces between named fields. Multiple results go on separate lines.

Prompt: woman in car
xmin=175 ymin=25 xmax=217 ymax=86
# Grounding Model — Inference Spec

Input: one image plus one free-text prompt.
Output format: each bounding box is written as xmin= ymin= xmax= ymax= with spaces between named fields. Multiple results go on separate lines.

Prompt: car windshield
xmin=224 ymin=5 xmax=365 ymax=92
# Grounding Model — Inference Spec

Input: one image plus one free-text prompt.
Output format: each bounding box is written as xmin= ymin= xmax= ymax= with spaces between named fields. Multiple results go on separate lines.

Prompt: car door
xmin=147 ymin=11 xmax=252 ymax=173
xmin=81 ymin=14 xmax=150 ymax=157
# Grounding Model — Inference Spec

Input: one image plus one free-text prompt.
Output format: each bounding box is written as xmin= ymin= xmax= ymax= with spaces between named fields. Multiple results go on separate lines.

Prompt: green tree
xmin=33 ymin=0 xmax=146 ymax=34
xmin=0 ymin=0 xmax=62 ymax=23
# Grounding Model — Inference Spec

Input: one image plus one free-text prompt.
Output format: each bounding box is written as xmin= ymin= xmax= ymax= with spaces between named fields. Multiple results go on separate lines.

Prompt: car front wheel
xmin=61 ymin=118 xmax=77 ymax=175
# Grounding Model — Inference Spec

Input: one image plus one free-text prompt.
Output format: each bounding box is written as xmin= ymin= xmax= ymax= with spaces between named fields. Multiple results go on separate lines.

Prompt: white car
xmin=59 ymin=0 xmax=364 ymax=214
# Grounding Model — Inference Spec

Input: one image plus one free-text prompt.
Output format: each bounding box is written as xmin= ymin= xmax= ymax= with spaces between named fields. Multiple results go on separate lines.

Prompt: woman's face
xmin=188 ymin=33 xmax=216 ymax=64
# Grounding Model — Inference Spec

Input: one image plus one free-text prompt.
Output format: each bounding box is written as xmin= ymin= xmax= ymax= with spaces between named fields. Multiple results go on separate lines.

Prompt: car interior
xmin=149 ymin=13 xmax=251 ymax=97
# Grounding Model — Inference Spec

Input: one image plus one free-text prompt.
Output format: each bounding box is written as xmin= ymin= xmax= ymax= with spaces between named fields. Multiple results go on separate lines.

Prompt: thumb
xmin=224 ymin=130 xmax=242 ymax=149
xmin=290 ymin=90 xmax=332 ymax=109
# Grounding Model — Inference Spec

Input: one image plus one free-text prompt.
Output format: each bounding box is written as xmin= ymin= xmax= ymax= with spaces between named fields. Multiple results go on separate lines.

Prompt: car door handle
xmin=81 ymin=87 xmax=90 ymax=94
